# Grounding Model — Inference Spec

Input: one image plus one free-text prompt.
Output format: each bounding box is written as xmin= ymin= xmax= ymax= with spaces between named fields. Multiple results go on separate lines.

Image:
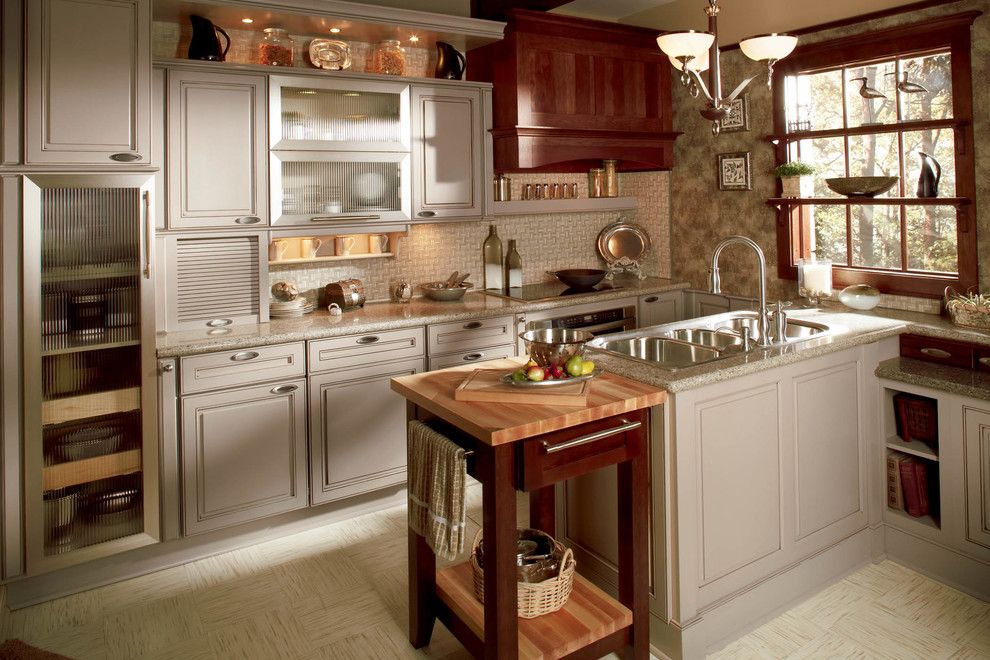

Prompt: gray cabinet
xmin=181 ymin=379 xmax=308 ymax=535
xmin=1 ymin=0 xmax=21 ymax=164
xmin=964 ymin=406 xmax=990 ymax=551
xmin=1 ymin=176 xmax=21 ymax=578
xmin=309 ymin=357 xmax=423 ymax=504
xmin=167 ymin=69 xmax=268 ymax=229
xmin=637 ymin=291 xmax=683 ymax=328
xmin=411 ymin=86 xmax=483 ymax=221
xmin=25 ymin=0 xmax=151 ymax=165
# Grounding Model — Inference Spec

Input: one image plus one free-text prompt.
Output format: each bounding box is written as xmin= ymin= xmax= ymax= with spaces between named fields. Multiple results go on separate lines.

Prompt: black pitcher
xmin=434 ymin=42 xmax=465 ymax=80
xmin=188 ymin=15 xmax=230 ymax=62
xmin=917 ymin=151 xmax=942 ymax=198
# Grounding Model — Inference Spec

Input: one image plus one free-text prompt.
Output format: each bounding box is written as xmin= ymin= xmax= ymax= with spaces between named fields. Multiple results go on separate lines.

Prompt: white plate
xmin=350 ymin=172 xmax=386 ymax=204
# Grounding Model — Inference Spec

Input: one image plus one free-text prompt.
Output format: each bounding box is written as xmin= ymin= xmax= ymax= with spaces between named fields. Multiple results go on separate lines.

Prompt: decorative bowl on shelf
xmin=825 ymin=176 xmax=899 ymax=198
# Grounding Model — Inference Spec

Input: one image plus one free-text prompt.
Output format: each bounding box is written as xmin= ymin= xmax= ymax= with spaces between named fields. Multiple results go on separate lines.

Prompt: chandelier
xmin=656 ymin=0 xmax=797 ymax=135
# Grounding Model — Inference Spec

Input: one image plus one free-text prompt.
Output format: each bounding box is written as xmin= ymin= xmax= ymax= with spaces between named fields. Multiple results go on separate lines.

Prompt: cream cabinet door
xmin=167 ymin=70 xmax=267 ymax=229
xmin=309 ymin=357 xmax=423 ymax=504
xmin=25 ymin=0 xmax=151 ymax=165
xmin=181 ymin=379 xmax=308 ymax=536
xmin=964 ymin=406 xmax=990 ymax=551
xmin=411 ymin=86 xmax=483 ymax=221
xmin=638 ymin=292 xmax=682 ymax=328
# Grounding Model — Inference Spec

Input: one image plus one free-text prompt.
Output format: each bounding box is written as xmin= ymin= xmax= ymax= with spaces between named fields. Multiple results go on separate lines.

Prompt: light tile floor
xmin=4 ymin=483 xmax=988 ymax=659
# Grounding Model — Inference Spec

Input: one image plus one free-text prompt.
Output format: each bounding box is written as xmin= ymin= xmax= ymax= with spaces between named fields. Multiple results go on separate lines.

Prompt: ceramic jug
xmin=188 ymin=15 xmax=230 ymax=62
xmin=434 ymin=42 xmax=466 ymax=80
xmin=917 ymin=151 xmax=942 ymax=198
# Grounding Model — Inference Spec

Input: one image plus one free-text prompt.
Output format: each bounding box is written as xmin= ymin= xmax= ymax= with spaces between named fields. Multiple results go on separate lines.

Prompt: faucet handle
xmin=770 ymin=300 xmax=793 ymax=315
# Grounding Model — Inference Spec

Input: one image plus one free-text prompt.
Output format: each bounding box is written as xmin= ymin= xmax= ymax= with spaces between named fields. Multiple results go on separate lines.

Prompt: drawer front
xmin=428 ymin=343 xmax=516 ymax=371
xmin=428 ymin=315 xmax=515 ymax=356
xmin=180 ymin=343 xmax=306 ymax=394
xmin=900 ymin=334 xmax=974 ymax=370
xmin=518 ymin=410 xmax=648 ymax=491
xmin=309 ymin=327 xmax=425 ymax=373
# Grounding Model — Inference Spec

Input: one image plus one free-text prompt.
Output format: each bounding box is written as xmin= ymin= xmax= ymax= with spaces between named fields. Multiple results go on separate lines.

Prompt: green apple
xmin=511 ymin=369 xmax=527 ymax=382
xmin=565 ymin=355 xmax=585 ymax=378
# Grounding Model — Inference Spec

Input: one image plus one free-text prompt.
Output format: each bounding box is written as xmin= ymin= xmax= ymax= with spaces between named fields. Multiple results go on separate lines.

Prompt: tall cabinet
xmin=22 ymin=174 xmax=159 ymax=574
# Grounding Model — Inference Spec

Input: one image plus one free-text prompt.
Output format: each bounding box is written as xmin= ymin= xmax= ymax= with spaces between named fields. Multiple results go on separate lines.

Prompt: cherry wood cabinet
xmin=467 ymin=9 xmax=677 ymax=172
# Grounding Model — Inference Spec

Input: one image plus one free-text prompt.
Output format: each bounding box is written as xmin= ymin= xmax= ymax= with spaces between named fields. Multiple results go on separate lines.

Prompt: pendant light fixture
xmin=657 ymin=0 xmax=797 ymax=135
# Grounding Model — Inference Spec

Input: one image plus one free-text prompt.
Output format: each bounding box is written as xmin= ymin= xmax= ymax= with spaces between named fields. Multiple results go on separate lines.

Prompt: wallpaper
xmin=668 ymin=0 xmax=990 ymax=305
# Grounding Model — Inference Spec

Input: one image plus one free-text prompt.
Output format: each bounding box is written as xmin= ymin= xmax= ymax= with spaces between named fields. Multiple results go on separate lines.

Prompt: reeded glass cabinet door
xmin=23 ymin=174 xmax=159 ymax=574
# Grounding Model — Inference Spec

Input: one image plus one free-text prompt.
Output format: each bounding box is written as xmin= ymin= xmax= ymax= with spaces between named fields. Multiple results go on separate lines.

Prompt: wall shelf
xmin=269 ymin=252 xmax=395 ymax=267
xmin=491 ymin=196 xmax=638 ymax=216
xmin=885 ymin=435 xmax=938 ymax=462
xmin=766 ymin=118 xmax=968 ymax=143
xmin=42 ymin=388 xmax=141 ymax=426
xmin=768 ymin=197 xmax=969 ymax=209
xmin=43 ymin=449 xmax=142 ymax=491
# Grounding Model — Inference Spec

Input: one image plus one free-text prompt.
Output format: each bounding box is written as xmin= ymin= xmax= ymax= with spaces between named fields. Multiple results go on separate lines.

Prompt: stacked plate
xmin=270 ymin=297 xmax=316 ymax=319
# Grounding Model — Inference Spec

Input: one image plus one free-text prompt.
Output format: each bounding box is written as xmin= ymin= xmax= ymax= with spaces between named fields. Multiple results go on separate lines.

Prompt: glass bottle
xmin=372 ymin=39 xmax=406 ymax=76
xmin=588 ymin=168 xmax=605 ymax=198
xmin=483 ymin=225 xmax=504 ymax=291
xmin=603 ymin=160 xmax=619 ymax=197
xmin=505 ymin=240 xmax=523 ymax=290
xmin=258 ymin=28 xmax=295 ymax=67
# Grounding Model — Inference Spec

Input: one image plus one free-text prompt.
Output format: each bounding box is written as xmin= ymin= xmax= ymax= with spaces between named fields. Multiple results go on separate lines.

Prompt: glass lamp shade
xmin=668 ymin=49 xmax=710 ymax=73
xmin=739 ymin=33 xmax=797 ymax=62
xmin=656 ymin=30 xmax=715 ymax=59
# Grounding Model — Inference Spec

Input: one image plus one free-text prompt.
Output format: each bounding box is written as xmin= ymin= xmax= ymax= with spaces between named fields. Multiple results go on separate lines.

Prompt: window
xmin=771 ymin=13 xmax=979 ymax=297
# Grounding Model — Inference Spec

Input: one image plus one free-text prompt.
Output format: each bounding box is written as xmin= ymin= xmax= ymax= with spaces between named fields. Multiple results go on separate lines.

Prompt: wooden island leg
xmin=408 ymin=530 xmax=437 ymax=647
xmin=617 ymin=421 xmax=650 ymax=660
xmin=479 ymin=443 xmax=518 ymax=660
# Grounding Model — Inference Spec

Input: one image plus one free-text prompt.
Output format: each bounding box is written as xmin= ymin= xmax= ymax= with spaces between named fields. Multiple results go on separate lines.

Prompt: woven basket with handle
xmin=470 ymin=530 xmax=575 ymax=619
xmin=944 ymin=286 xmax=990 ymax=330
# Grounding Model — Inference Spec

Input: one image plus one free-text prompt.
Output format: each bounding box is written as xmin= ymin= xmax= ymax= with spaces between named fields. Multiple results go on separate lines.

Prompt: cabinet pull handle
xmin=235 ymin=215 xmax=261 ymax=225
xmin=920 ymin=347 xmax=952 ymax=359
xmin=643 ymin=296 xmax=659 ymax=303
xmin=463 ymin=321 xmax=483 ymax=330
xmin=206 ymin=319 xmax=233 ymax=327
xmin=310 ymin=215 xmax=380 ymax=223
xmin=142 ymin=191 xmax=153 ymax=279
xmin=160 ymin=362 xmax=174 ymax=372
xmin=271 ymin=384 xmax=298 ymax=394
xmin=417 ymin=211 xmax=436 ymax=218
xmin=463 ymin=352 xmax=484 ymax=361
xmin=980 ymin=357 xmax=990 ymax=367
xmin=356 ymin=335 xmax=380 ymax=344
xmin=541 ymin=419 xmax=641 ymax=454
xmin=110 ymin=152 xmax=141 ymax=162
xmin=230 ymin=351 xmax=259 ymax=362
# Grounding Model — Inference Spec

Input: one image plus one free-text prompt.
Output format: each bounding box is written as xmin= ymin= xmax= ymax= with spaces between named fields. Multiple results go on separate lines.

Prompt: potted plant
xmin=773 ymin=161 xmax=816 ymax=198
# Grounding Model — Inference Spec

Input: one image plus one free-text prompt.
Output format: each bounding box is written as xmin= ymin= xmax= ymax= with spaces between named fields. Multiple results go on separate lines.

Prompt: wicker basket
xmin=944 ymin=286 xmax=990 ymax=330
xmin=470 ymin=530 xmax=575 ymax=619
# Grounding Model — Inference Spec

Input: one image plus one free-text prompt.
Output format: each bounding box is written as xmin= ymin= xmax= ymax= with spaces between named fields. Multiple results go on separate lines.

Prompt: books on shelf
xmin=886 ymin=452 xmax=905 ymax=511
xmin=888 ymin=451 xmax=933 ymax=518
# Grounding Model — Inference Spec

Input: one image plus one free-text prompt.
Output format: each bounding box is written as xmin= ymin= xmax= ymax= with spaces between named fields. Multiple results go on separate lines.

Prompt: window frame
xmin=771 ymin=11 xmax=980 ymax=298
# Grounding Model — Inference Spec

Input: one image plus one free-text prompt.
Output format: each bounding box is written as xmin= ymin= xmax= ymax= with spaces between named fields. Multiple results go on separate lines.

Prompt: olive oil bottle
xmin=483 ymin=224 xmax=504 ymax=290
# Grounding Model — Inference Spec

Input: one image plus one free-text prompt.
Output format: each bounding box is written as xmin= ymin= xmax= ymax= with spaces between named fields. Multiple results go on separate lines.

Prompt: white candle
xmin=802 ymin=262 xmax=832 ymax=294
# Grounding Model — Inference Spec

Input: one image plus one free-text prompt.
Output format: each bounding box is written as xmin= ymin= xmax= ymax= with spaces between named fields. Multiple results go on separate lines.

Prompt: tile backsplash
xmin=269 ymin=172 xmax=671 ymax=302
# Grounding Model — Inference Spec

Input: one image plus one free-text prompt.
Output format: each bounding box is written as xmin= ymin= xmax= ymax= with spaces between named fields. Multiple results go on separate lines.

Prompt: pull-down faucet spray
xmin=709 ymin=236 xmax=773 ymax=348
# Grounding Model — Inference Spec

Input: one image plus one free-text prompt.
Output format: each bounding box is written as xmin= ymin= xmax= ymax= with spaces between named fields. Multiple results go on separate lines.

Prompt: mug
xmin=268 ymin=239 xmax=288 ymax=262
xmin=334 ymin=236 xmax=356 ymax=256
xmin=301 ymin=238 xmax=323 ymax=259
xmin=368 ymin=234 xmax=389 ymax=254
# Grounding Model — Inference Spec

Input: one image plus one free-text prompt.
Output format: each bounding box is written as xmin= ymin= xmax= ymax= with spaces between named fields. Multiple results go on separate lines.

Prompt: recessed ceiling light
xmin=329 ymin=27 xmax=341 ymax=34
xmin=409 ymin=35 xmax=419 ymax=42
xmin=241 ymin=18 xmax=253 ymax=24
xmin=343 ymin=92 xmax=360 ymax=97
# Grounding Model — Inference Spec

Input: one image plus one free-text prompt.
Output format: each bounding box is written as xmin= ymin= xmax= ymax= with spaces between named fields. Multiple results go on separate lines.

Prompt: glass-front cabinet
xmin=23 ymin=174 xmax=159 ymax=574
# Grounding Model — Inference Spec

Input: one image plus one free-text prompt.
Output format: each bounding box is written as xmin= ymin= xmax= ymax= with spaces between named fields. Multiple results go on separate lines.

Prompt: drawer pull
xmin=463 ymin=321 xmax=483 ymax=330
xmin=235 ymin=215 xmax=261 ymax=225
xmin=463 ymin=352 xmax=485 ymax=361
xmin=109 ymin=152 xmax=141 ymax=162
xmin=979 ymin=357 xmax=990 ymax=367
xmin=541 ymin=419 xmax=642 ymax=454
xmin=643 ymin=296 xmax=660 ymax=303
xmin=356 ymin=335 xmax=380 ymax=345
xmin=230 ymin=351 xmax=260 ymax=362
xmin=310 ymin=215 xmax=380 ymax=223
xmin=270 ymin=384 xmax=298 ymax=394
xmin=160 ymin=362 xmax=174 ymax=373
xmin=206 ymin=319 xmax=233 ymax=327
xmin=920 ymin=347 xmax=952 ymax=359
xmin=417 ymin=210 xmax=437 ymax=218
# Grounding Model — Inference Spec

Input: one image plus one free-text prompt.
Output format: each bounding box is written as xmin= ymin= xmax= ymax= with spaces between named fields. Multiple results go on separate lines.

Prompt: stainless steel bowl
xmin=420 ymin=282 xmax=471 ymax=302
xmin=44 ymin=487 xmax=79 ymax=530
xmin=519 ymin=328 xmax=592 ymax=368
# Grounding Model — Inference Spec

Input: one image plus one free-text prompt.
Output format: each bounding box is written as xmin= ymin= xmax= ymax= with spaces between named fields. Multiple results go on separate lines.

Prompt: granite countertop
xmin=875 ymin=357 xmax=990 ymax=402
xmin=156 ymin=277 xmax=691 ymax=358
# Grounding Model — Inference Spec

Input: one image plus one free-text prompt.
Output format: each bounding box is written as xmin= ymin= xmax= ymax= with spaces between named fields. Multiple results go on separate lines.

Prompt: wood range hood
xmin=467 ymin=9 xmax=679 ymax=173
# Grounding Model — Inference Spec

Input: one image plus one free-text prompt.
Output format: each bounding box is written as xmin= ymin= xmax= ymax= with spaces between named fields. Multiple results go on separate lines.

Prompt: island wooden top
xmin=390 ymin=359 xmax=666 ymax=446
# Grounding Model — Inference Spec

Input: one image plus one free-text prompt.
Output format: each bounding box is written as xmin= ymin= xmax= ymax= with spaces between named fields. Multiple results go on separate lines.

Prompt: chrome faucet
xmin=709 ymin=236 xmax=773 ymax=348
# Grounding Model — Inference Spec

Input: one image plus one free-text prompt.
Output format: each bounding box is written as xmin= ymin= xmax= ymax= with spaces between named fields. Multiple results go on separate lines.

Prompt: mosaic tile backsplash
xmin=269 ymin=172 xmax=671 ymax=302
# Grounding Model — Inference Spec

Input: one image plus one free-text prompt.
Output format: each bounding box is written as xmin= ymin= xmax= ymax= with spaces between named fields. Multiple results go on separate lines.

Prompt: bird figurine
xmin=886 ymin=72 xmax=929 ymax=94
xmin=850 ymin=77 xmax=887 ymax=99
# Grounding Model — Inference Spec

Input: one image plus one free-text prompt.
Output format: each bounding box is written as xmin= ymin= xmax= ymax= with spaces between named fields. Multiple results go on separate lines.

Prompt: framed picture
xmin=719 ymin=95 xmax=750 ymax=132
xmin=717 ymin=152 xmax=752 ymax=191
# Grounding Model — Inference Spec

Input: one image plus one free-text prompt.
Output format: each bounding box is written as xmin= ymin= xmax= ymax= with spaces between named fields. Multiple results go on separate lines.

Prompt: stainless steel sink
xmin=588 ymin=310 xmax=834 ymax=370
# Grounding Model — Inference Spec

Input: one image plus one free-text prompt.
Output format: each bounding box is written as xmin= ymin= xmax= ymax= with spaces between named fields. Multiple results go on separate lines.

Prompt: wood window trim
xmin=770 ymin=11 xmax=981 ymax=298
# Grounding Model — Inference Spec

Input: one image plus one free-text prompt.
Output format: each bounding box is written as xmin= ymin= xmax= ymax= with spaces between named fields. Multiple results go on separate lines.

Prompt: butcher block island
xmin=391 ymin=359 xmax=666 ymax=660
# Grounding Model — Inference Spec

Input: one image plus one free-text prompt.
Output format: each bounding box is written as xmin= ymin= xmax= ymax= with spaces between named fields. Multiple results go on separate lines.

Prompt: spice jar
xmin=602 ymin=160 xmax=619 ymax=197
xmin=588 ymin=168 xmax=605 ymax=198
xmin=258 ymin=28 xmax=294 ymax=67
xmin=372 ymin=39 xmax=406 ymax=76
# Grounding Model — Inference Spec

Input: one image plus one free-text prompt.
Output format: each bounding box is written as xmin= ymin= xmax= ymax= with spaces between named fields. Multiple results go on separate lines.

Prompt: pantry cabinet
xmin=963 ymin=406 xmax=990 ymax=551
xmin=25 ymin=0 xmax=151 ymax=165
xmin=181 ymin=378 xmax=308 ymax=535
xmin=1 ymin=0 xmax=21 ymax=164
xmin=167 ymin=70 xmax=268 ymax=229
xmin=411 ymin=86 xmax=484 ymax=221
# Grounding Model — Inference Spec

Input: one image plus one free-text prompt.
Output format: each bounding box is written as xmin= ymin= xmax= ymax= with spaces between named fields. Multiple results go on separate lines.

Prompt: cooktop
xmin=482 ymin=281 xmax=627 ymax=303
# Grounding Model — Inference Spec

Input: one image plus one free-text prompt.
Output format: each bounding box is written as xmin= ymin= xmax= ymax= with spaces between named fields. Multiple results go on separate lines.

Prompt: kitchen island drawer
xmin=309 ymin=327 xmax=425 ymax=373
xmin=428 ymin=315 xmax=515 ymax=356
xmin=428 ymin=343 xmax=516 ymax=371
xmin=899 ymin=334 xmax=975 ymax=370
xmin=180 ymin=343 xmax=305 ymax=394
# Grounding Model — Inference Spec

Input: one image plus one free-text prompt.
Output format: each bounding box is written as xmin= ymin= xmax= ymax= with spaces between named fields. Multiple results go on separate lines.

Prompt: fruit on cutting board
xmin=581 ymin=360 xmax=595 ymax=375
xmin=525 ymin=366 xmax=546 ymax=382
xmin=512 ymin=355 xmax=596 ymax=382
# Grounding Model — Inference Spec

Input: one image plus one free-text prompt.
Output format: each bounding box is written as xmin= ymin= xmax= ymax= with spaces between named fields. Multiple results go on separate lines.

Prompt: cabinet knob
xmin=920 ymin=347 xmax=952 ymax=359
xmin=110 ymin=152 xmax=141 ymax=162
xmin=160 ymin=362 xmax=174 ymax=372
xmin=235 ymin=215 xmax=262 ymax=225
xmin=417 ymin=211 xmax=437 ymax=218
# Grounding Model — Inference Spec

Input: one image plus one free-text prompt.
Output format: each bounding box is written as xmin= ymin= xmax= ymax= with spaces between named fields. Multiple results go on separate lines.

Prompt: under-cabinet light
xmin=329 ymin=27 xmax=341 ymax=33
xmin=241 ymin=18 xmax=253 ymax=24
xmin=409 ymin=35 xmax=419 ymax=42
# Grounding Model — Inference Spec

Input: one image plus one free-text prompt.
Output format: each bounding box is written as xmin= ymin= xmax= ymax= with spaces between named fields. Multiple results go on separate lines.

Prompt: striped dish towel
xmin=407 ymin=420 xmax=467 ymax=561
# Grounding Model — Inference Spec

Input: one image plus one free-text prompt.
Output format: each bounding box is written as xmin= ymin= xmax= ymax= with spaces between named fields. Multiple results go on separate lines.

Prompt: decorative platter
xmin=597 ymin=220 xmax=651 ymax=265
xmin=502 ymin=367 xmax=604 ymax=388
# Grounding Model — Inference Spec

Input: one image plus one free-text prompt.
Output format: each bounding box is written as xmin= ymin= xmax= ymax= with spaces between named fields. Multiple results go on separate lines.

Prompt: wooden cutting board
xmin=453 ymin=369 xmax=591 ymax=406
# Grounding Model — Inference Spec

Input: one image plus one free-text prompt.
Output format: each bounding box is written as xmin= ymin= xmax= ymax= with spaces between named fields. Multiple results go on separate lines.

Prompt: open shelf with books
xmin=883 ymin=387 xmax=941 ymax=531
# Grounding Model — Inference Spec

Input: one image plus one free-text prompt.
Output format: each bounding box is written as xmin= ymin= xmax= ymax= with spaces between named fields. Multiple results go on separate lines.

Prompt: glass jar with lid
xmin=372 ymin=39 xmax=406 ymax=76
xmin=258 ymin=27 xmax=294 ymax=67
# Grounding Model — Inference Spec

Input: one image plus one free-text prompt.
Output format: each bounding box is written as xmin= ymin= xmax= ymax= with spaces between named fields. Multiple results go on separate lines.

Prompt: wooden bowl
xmin=825 ymin=176 xmax=898 ymax=197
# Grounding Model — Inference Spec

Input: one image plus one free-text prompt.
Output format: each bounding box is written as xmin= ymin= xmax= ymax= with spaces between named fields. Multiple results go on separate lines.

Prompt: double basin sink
xmin=588 ymin=310 xmax=831 ymax=370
